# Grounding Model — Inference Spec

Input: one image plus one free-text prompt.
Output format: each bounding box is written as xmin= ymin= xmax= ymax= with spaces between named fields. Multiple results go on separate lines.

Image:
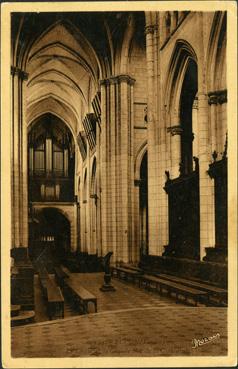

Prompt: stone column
xmin=197 ymin=13 xmax=215 ymax=260
xmin=159 ymin=13 xmax=166 ymax=46
xmin=208 ymin=92 xmax=218 ymax=155
xmin=11 ymin=67 xmax=20 ymax=248
xmin=99 ymin=75 xmax=135 ymax=264
xmin=218 ymin=90 xmax=227 ymax=156
xmin=11 ymin=67 xmax=29 ymax=249
xmin=155 ymin=20 xmax=169 ymax=255
xmin=71 ymin=203 xmax=78 ymax=252
xmin=167 ymin=125 xmax=183 ymax=178
xmin=21 ymin=73 xmax=29 ymax=247
xmin=109 ymin=77 xmax=118 ymax=261
xmin=85 ymin=146 xmax=91 ymax=253
xmin=198 ymin=92 xmax=215 ymax=259
xmin=145 ymin=24 xmax=157 ymax=255
xmin=99 ymin=81 xmax=110 ymax=257
xmin=192 ymin=98 xmax=199 ymax=163
xmin=133 ymin=180 xmax=140 ymax=263
xmin=146 ymin=22 xmax=165 ymax=255
xmin=129 ymin=82 xmax=135 ymax=263
xmin=170 ymin=12 xmax=177 ymax=32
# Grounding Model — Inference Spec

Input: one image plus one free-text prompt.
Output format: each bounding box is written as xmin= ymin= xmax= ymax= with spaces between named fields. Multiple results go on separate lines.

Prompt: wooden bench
xmin=112 ymin=267 xmax=142 ymax=285
xmin=120 ymin=264 xmax=143 ymax=273
xmin=139 ymin=274 xmax=208 ymax=306
xmin=46 ymin=278 xmax=64 ymax=320
xmin=54 ymin=266 xmax=69 ymax=287
xmin=38 ymin=266 xmax=50 ymax=297
xmin=64 ymin=278 xmax=97 ymax=314
xmin=156 ymin=273 xmax=227 ymax=305
xmin=38 ymin=266 xmax=65 ymax=319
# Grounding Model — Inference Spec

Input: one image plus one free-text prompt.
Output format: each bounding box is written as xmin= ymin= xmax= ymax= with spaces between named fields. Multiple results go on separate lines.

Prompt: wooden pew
xmin=64 ymin=278 xmax=97 ymax=314
xmin=156 ymin=273 xmax=227 ymax=305
xmin=112 ymin=266 xmax=142 ymax=285
xmin=139 ymin=274 xmax=208 ymax=306
xmin=38 ymin=265 xmax=64 ymax=319
xmin=54 ymin=266 xmax=69 ymax=287
xmin=38 ymin=266 xmax=50 ymax=298
xmin=120 ymin=263 xmax=143 ymax=273
xmin=46 ymin=278 xmax=64 ymax=320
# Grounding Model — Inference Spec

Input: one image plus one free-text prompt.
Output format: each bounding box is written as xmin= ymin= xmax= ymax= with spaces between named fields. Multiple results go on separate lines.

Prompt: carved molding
xmin=167 ymin=125 xmax=183 ymax=136
xmin=117 ymin=74 xmax=135 ymax=85
xmin=208 ymin=89 xmax=227 ymax=105
xmin=145 ymin=25 xmax=155 ymax=35
xmin=192 ymin=98 xmax=198 ymax=109
xmin=11 ymin=66 xmax=28 ymax=80
xmin=100 ymin=75 xmax=135 ymax=86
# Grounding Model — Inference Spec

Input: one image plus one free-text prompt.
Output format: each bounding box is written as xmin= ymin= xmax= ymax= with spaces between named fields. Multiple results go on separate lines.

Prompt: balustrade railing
xmin=29 ymin=176 xmax=74 ymax=202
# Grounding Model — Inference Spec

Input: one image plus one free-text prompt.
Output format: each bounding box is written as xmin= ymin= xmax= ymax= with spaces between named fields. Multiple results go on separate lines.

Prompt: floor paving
xmin=11 ymin=272 xmax=227 ymax=357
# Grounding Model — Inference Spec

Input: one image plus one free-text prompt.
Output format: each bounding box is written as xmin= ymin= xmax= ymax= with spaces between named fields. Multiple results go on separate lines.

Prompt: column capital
xmin=100 ymin=75 xmax=135 ymax=86
xmin=100 ymin=78 xmax=110 ymax=86
xmin=167 ymin=125 xmax=183 ymax=136
xmin=192 ymin=97 xmax=198 ymax=109
xmin=11 ymin=66 xmax=28 ymax=80
xmin=208 ymin=92 xmax=218 ymax=105
xmin=217 ymin=89 xmax=227 ymax=104
xmin=19 ymin=70 xmax=29 ymax=81
xmin=208 ymin=89 xmax=227 ymax=105
xmin=109 ymin=76 xmax=118 ymax=85
xmin=145 ymin=25 xmax=155 ymax=35
xmin=11 ymin=66 xmax=20 ymax=76
xmin=117 ymin=74 xmax=135 ymax=85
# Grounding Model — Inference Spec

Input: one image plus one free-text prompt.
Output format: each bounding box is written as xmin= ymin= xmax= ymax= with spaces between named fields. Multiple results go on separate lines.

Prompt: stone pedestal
xmin=100 ymin=273 xmax=116 ymax=292
xmin=203 ymin=247 xmax=227 ymax=264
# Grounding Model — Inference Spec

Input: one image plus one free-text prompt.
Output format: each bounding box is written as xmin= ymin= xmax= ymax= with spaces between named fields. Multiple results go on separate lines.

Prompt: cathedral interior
xmin=10 ymin=10 xmax=228 ymax=358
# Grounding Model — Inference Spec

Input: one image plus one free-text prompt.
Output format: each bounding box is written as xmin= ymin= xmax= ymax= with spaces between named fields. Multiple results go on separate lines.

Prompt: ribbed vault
xmin=12 ymin=12 xmax=145 ymax=134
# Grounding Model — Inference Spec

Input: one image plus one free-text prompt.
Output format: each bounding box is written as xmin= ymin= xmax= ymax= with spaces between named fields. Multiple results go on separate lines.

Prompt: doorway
xmin=29 ymin=207 xmax=70 ymax=267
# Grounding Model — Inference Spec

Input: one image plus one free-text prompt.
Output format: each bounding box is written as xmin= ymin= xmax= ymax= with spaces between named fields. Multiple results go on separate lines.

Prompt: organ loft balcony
xmin=28 ymin=174 xmax=74 ymax=203
xmin=28 ymin=113 xmax=75 ymax=203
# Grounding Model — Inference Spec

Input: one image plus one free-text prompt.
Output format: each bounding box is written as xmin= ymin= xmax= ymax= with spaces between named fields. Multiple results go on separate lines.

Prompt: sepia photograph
xmin=1 ymin=1 xmax=237 ymax=368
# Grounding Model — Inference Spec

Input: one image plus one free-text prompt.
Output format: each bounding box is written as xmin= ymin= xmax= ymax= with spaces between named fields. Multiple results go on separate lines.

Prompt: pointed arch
xmin=206 ymin=12 xmax=227 ymax=91
xmin=27 ymin=94 xmax=78 ymax=142
xmin=135 ymin=140 xmax=148 ymax=179
xmin=164 ymin=39 xmax=197 ymax=125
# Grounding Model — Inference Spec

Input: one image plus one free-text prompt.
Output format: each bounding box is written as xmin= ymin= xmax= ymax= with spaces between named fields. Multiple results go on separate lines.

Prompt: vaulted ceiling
xmin=11 ymin=12 xmax=145 ymax=136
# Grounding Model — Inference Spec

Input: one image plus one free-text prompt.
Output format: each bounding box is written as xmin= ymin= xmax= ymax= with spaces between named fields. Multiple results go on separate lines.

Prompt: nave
xmin=12 ymin=272 xmax=227 ymax=357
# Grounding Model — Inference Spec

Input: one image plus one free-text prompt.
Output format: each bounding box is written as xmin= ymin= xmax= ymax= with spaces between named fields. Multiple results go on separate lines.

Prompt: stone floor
xmin=11 ymin=272 xmax=227 ymax=357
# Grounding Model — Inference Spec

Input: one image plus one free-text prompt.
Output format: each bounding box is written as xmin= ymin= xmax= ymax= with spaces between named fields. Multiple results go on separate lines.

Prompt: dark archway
xmin=29 ymin=207 xmax=70 ymax=269
xmin=180 ymin=59 xmax=198 ymax=175
xmin=164 ymin=57 xmax=200 ymax=260
xmin=139 ymin=152 xmax=148 ymax=257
